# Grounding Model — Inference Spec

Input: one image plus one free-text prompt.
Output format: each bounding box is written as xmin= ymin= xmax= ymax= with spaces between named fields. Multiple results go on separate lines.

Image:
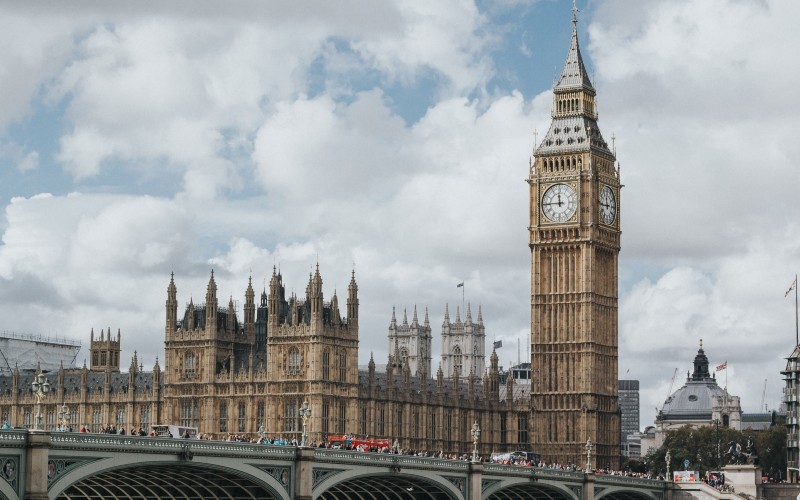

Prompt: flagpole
xmin=795 ymin=273 xmax=798 ymax=346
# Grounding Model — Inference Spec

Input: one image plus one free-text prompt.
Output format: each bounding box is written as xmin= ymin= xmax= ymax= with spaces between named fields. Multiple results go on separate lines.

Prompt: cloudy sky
xmin=0 ymin=0 xmax=798 ymax=429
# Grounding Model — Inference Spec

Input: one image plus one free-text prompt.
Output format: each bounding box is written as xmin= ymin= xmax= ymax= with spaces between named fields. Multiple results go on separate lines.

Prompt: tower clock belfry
xmin=528 ymin=6 xmax=621 ymax=467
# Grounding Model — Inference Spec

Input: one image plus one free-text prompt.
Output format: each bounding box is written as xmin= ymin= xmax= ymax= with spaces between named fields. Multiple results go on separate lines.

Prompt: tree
xmin=644 ymin=423 xmax=783 ymax=478
xmin=752 ymin=422 xmax=786 ymax=481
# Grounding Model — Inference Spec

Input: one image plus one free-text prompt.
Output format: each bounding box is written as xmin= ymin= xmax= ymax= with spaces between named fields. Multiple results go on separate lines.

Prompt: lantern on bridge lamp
xmin=299 ymin=401 xmax=312 ymax=447
xmin=31 ymin=372 xmax=51 ymax=431
xmin=665 ymin=450 xmax=672 ymax=480
xmin=57 ymin=405 xmax=72 ymax=431
xmin=471 ymin=422 xmax=481 ymax=462
xmin=584 ymin=439 xmax=593 ymax=473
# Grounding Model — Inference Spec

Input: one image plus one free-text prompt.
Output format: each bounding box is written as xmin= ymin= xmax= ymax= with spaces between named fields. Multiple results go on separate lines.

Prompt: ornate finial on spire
xmin=611 ymin=133 xmax=617 ymax=156
xmin=700 ymin=338 xmax=703 ymax=349
xmin=572 ymin=0 xmax=579 ymax=24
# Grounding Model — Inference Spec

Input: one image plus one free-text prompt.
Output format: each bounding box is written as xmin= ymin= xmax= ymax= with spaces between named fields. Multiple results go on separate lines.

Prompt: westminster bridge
xmin=0 ymin=430 xmax=667 ymax=500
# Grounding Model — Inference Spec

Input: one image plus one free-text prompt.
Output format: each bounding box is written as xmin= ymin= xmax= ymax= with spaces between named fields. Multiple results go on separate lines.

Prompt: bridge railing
xmin=593 ymin=473 xmax=666 ymax=488
xmin=0 ymin=430 xmax=27 ymax=447
xmin=483 ymin=463 xmax=584 ymax=481
xmin=49 ymin=432 xmax=298 ymax=459
xmin=315 ymin=448 xmax=470 ymax=471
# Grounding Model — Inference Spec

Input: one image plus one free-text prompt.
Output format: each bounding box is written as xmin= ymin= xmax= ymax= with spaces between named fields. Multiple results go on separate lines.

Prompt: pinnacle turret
xmin=554 ymin=4 xmax=595 ymax=94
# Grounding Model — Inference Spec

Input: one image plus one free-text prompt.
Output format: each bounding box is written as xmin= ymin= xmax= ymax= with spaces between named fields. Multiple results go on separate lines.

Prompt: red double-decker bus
xmin=326 ymin=434 xmax=391 ymax=451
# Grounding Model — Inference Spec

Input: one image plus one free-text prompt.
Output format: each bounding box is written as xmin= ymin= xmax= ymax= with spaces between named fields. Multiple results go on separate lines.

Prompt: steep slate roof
xmin=533 ymin=8 xmax=613 ymax=158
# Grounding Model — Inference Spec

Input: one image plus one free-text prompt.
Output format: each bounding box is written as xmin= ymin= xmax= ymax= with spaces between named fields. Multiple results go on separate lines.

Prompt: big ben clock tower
xmin=529 ymin=5 xmax=620 ymax=467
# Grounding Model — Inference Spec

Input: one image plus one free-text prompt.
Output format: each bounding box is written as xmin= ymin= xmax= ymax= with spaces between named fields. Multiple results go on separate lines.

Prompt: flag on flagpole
xmin=493 ymin=340 xmax=502 ymax=349
xmin=716 ymin=361 xmax=727 ymax=372
xmin=786 ymin=276 xmax=797 ymax=297
xmin=457 ymin=282 xmax=464 ymax=288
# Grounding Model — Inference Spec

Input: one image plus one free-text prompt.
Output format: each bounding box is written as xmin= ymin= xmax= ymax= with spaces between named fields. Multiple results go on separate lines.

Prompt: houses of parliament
xmin=0 ymin=9 xmax=621 ymax=467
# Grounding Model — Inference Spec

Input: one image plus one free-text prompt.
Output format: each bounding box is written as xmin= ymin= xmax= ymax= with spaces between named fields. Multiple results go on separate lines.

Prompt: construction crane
xmin=761 ymin=379 xmax=768 ymax=412
xmin=666 ymin=367 xmax=678 ymax=401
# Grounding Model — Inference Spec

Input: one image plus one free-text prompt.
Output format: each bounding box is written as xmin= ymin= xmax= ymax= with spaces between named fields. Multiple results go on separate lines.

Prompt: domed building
xmin=647 ymin=341 xmax=742 ymax=450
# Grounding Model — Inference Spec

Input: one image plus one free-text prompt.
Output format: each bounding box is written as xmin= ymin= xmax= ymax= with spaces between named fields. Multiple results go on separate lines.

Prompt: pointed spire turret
xmin=534 ymin=5 xmax=612 ymax=157
xmin=166 ymin=272 xmax=178 ymax=337
xmin=347 ymin=268 xmax=359 ymax=328
xmin=554 ymin=2 xmax=594 ymax=94
xmin=412 ymin=305 xmax=419 ymax=328
xmin=205 ymin=270 xmax=218 ymax=335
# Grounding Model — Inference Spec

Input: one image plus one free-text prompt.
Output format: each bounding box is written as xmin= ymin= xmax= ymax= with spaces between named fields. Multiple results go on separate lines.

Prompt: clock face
xmin=599 ymin=185 xmax=616 ymax=225
xmin=541 ymin=183 xmax=578 ymax=223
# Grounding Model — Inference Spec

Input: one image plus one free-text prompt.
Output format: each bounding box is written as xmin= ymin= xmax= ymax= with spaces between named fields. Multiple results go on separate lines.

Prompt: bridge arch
xmin=48 ymin=460 xmax=290 ymax=500
xmin=483 ymin=479 xmax=581 ymax=500
xmin=0 ymin=474 xmax=16 ymax=500
xmin=315 ymin=470 xmax=464 ymax=499
xmin=595 ymin=486 xmax=660 ymax=500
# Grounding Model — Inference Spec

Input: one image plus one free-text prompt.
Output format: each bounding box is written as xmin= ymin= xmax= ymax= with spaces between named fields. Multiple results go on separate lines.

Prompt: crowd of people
xmin=0 ymin=423 xmax=669 ymax=479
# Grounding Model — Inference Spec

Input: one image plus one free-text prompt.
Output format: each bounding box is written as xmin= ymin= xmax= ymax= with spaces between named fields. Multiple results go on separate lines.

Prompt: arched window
xmin=288 ymin=348 xmax=301 ymax=375
xmin=185 ymin=352 xmax=196 ymax=374
xmin=322 ymin=349 xmax=330 ymax=380
xmin=339 ymin=351 xmax=347 ymax=382
xmin=400 ymin=348 xmax=409 ymax=367
xmin=453 ymin=346 xmax=463 ymax=376
xmin=238 ymin=402 xmax=246 ymax=432
xmin=722 ymin=414 xmax=730 ymax=427
xmin=219 ymin=401 xmax=228 ymax=433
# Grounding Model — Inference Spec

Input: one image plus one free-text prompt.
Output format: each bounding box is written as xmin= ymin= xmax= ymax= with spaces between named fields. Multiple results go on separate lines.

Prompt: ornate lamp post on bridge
xmin=665 ymin=450 xmax=672 ymax=481
xmin=299 ymin=401 xmax=311 ymax=447
xmin=57 ymin=405 xmax=72 ymax=432
xmin=257 ymin=425 xmax=267 ymax=444
xmin=584 ymin=439 xmax=593 ymax=473
xmin=31 ymin=372 xmax=50 ymax=430
xmin=471 ymin=422 xmax=481 ymax=462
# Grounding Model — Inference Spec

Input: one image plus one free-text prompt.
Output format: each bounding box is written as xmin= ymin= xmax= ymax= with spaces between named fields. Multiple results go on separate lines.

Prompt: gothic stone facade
xmin=0 ymin=268 xmax=529 ymax=458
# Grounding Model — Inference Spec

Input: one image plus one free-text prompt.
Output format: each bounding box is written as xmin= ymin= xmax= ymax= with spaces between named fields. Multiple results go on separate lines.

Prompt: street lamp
xmin=299 ymin=401 xmax=311 ymax=447
xmin=257 ymin=424 xmax=267 ymax=444
xmin=585 ymin=439 xmax=593 ymax=473
xmin=31 ymin=372 xmax=51 ymax=430
xmin=57 ymin=405 xmax=72 ymax=432
xmin=471 ymin=422 xmax=481 ymax=462
xmin=665 ymin=450 xmax=672 ymax=481
xmin=714 ymin=419 xmax=721 ymax=470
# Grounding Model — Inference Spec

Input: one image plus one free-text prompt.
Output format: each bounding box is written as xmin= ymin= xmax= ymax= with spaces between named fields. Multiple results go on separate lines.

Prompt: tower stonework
xmin=441 ymin=304 xmax=485 ymax=379
xmin=89 ymin=327 xmax=121 ymax=373
xmin=388 ymin=306 xmax=432 ymax=378
xmin=528 ymin=8 xmax=621 ymax=468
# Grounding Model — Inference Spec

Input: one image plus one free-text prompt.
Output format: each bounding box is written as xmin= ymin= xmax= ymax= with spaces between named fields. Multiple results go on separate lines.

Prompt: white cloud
xmin=0 ymin=0 xmax=797 ymax=435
